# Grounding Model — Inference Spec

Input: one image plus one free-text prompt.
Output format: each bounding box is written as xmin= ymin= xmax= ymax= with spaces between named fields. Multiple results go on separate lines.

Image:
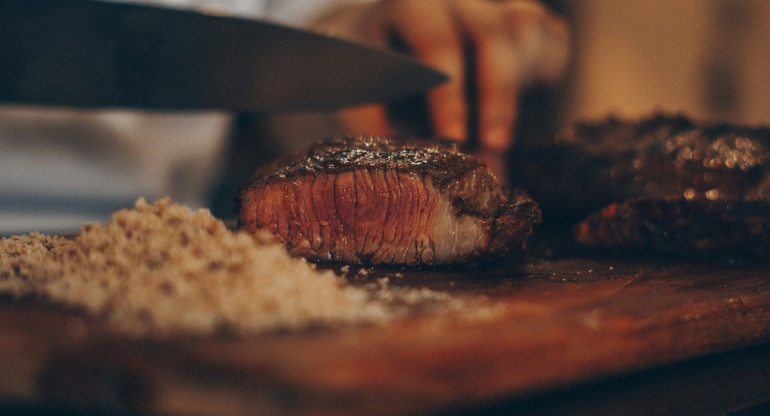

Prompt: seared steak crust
xmin=510 ymin=114 xmax=770 ymax=257
xmin=575 ymin=197 xmax=770 ymax=258
xmin=244 ymin=137 xmax=479 ymax=187
xmin=512 ymin=114 xmax=770 ymax=225
xmin=238 ymin=136 xmax=541 ymax=266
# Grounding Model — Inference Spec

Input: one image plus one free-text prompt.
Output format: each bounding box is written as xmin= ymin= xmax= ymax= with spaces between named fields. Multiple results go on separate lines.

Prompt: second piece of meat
xmin=510 ymin=114 xmax=770 ymax=257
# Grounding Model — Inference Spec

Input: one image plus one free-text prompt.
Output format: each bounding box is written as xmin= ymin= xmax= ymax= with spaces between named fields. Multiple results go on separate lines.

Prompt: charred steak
xmin=575 ymin=197 xmax=770 ymax=258
xmin=238 ymin=136 xmax=541 ymax=266
xmin=510 ymin=114 xmax=770 ymax=257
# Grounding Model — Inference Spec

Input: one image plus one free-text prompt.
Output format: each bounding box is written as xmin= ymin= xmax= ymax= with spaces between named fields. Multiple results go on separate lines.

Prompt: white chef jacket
xmin=0 ymin=0 xmax=370 ymax=235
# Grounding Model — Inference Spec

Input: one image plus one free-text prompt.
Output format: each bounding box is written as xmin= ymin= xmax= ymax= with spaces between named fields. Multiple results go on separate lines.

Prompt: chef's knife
xmin=0 ymin=0 xmax=447 ymax=111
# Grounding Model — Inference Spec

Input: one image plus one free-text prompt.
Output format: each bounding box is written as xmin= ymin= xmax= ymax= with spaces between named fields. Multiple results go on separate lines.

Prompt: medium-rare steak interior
xmin=238 ymin=136 xmax=541 ymax=266
xmin=510 ymin=114 xmax=770 ymax=258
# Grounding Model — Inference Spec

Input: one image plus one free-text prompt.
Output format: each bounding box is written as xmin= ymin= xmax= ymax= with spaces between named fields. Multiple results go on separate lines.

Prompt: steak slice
xmin=238 ymin=136 xmax=541 ymax=266
xmin=510 ymin=114 xmax=770 ymax=258
xmin=575 ymin=197 xmax=770 ymax=259
xmin=511 ymin=114 xmax=770 ymax=225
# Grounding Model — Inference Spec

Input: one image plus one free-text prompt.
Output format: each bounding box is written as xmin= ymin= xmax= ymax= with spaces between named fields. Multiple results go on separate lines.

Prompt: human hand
xmin=315 ymin=0 xmax=569 ymax=152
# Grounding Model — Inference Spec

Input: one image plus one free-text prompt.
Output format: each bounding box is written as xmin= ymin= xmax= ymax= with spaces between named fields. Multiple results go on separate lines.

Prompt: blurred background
xmin=564 ymin=0 xmax=770 ymax=126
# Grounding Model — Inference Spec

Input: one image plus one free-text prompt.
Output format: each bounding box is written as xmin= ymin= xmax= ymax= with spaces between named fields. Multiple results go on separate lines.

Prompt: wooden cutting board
xmin=2 ymin=256 xmax=770 ymax=415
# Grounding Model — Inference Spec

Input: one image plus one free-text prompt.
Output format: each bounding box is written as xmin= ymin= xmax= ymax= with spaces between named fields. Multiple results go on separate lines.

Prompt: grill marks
xmin=238 ymin=136 xmax=540 ymax=266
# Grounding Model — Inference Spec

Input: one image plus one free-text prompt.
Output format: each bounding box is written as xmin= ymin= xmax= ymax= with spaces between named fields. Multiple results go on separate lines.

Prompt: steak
xmin=238 ymin=136 xmax=541 ymax=266
xmin=510 ymin=114 xmax=770 ymax=257
xmin=575 ymin=197 xmax=770 ymax=258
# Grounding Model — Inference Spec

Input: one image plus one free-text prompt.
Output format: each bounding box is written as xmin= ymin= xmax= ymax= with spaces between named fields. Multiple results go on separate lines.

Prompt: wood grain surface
xmin=2 ymin=257 xmax=770 ymax=415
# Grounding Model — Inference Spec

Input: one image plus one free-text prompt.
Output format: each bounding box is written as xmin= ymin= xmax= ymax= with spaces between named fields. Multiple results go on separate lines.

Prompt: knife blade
xmin=0 ymin=0 xmax=447 ymax=112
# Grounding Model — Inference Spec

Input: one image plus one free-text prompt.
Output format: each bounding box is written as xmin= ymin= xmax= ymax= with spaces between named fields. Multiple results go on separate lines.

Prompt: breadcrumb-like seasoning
xmin=0 ymin=198 xmax=500 ymax=338
xmin=0 ymin=198 xmax=397 ymax=337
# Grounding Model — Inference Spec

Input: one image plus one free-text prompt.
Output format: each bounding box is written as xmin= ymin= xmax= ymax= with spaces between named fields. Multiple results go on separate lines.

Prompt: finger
xmin=385 ymin=0 xmax=467 ymax=142
xmin=427 ymin=73 xmax=468 ymax=142
xmin=336 ymin=104 xmax=391 ymax=137
xmin=475 ymin=36 xmax=519 ymax=151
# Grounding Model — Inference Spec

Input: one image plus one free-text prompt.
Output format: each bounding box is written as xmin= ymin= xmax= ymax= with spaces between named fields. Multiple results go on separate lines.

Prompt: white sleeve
xmin=103 ymin=0 xmax=270 ymax=19
xmin=105 ymin=0 xmax=377 ymax=27
xmin=260 ymin=0 xmax=378 ymax=26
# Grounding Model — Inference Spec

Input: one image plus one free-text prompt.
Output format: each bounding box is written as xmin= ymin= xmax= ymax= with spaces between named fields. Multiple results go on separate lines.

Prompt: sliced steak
xmin=510 ymin=114 xmax=770 ymax=258
xmin=575 ymin=197 xmax=770 ymax=258
xmin=238 ymin=136 xmax=541 ymax=266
